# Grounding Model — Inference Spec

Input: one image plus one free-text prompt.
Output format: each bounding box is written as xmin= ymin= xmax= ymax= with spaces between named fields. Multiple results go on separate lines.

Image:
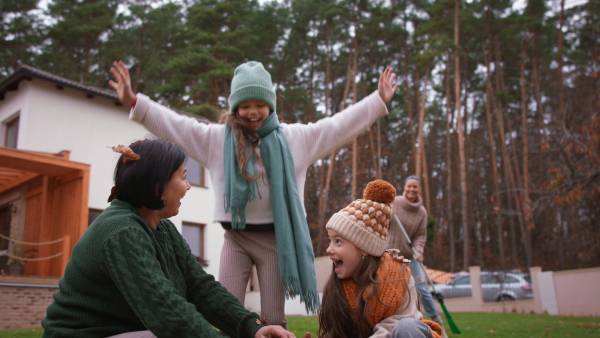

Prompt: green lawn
xmin=287 ymin=313 xmax=600 ymax=337
xmin=2 ymin=313 xmax=598 ymax=337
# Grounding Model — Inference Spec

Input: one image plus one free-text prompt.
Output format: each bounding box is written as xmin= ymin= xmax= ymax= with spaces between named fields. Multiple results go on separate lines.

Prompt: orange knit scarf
xmin=343 ymin=250 xmax=410 ymax=328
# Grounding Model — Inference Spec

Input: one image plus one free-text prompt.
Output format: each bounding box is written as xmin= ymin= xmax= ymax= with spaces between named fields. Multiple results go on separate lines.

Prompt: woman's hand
xmin=378 ymin=66 xmax=398 ymax=104
xmin=109 ymin=60 xmax=137 ymax=107
xmin=254 ymin=325 xmax=296 ymax=338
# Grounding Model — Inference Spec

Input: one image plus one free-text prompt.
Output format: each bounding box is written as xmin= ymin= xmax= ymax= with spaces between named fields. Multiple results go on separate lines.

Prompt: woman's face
xmin=325 ymin=229 xmax=366 ymax=282
xmin=237 ymin=99 xmax=270 ymax=129
xmin=404 ymin=178 xmax=421 ymax=202
xmin=160 ymin=163 xmax=191 ymax=218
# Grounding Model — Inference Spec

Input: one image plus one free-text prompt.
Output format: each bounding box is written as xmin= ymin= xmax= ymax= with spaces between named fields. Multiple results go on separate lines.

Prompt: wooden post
xmin=60 ymin=235 xmax=71 ymax=276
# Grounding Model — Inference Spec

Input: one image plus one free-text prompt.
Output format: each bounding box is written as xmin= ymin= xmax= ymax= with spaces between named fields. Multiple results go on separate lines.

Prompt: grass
xmin=0 ymin=328 xmax=43 ymax=337
xmin=286 ymin=313 xmax=600 ymax=337
xmin=2 ymin=313 xmax=598 ymax=337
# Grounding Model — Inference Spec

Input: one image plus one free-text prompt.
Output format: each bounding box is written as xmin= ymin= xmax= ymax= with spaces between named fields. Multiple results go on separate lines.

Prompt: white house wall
xmin=0 ymin=77 xmax=225 ymax=279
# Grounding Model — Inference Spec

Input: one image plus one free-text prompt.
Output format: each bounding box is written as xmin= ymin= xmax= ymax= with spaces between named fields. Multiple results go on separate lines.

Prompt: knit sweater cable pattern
xmin=42 ymin=200 xmax=263 ymax=338
xmin=130 ymin=91 xmax=388 ymax=225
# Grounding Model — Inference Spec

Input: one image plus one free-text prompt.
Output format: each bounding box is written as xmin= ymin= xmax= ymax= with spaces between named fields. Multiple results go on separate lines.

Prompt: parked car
xmin=429 ymin=271 xmax=533 ymax=302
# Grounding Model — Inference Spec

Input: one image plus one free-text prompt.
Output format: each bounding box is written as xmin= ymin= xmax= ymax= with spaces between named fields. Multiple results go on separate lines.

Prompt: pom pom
xmin=363 ymin=180 xmax=396 ymax=203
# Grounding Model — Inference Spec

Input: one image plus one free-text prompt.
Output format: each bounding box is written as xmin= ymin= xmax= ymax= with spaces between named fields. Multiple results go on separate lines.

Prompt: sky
xmin=512 ymin=0 xmax=589 ymax=11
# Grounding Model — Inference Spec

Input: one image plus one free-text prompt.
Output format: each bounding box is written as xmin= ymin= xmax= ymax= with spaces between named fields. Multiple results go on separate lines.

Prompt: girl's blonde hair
xmin=219 ymin=109 xmax=261 ymax=181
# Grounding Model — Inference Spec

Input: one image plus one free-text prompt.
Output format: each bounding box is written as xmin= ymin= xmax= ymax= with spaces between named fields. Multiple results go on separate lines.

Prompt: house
xmin=0 ymin=65 xmax=301 ymax=330
xmin=0 ymin=65 xmax=225 ymax=279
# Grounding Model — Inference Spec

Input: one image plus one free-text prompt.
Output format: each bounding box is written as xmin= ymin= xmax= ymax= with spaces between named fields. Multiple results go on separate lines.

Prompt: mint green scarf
xmin=224 ymin=113 xmax=320 ymax=313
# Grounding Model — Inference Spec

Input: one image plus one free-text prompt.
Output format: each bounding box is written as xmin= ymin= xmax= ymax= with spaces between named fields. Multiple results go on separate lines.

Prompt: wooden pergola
xmin=0 ymin=146 xmax=89 ymax=277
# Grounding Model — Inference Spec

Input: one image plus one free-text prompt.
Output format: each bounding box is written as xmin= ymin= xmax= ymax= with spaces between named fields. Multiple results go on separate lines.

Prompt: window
xmin=182 ymin=222 xmax=207 ymax=266
xmin=0 ymin=205 xmax=11 ymax=268
xmin=186 ymin=158 xmax=205 ymax=187
xmin=481 ymin=275 xmax=497 ymax=284
xmin=0 ymin=206 xmax=10 ymax=250
xmin=453 ymin=276 xmax=471 ymax=285
xmin=88 ymin=209 xmax=103 ymax=226
xmin=4 ymin=116 xmax=19 ymax=148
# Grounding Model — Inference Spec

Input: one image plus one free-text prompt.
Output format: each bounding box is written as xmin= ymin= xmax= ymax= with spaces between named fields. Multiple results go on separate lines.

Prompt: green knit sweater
xmin=42 ymin=199 xmax=264 ymax=338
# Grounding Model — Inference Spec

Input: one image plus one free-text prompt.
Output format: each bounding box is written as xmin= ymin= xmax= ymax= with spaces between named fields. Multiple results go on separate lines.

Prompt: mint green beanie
xmin=228 ymin=61 xmax=276 ymax=113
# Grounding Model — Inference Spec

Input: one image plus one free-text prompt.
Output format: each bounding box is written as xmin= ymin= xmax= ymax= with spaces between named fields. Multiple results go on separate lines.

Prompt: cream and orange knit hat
xmin=326 ymin=180 xmax=396 ymax=257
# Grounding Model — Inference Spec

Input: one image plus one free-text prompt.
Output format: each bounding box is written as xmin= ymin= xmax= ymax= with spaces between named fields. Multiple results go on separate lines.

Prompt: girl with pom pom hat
xmin=306 ymin=180 xmax=442 ymax=338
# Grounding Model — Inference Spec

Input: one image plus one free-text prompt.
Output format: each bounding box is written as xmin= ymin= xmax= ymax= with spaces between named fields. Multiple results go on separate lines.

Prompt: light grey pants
xmin=218 ymin=230 xmax=287 ymax=328
xmin=391 ymin=318 xmax=434 ymax=338
xmin=410 ymin=259 xmax=439 ymax=318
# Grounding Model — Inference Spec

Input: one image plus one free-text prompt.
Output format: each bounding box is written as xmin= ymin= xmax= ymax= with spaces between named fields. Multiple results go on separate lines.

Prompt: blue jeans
xmin=391 ymin=318 xmax=433 ymax=338
xmin=410 ymin=258 xmax=439 ymax=318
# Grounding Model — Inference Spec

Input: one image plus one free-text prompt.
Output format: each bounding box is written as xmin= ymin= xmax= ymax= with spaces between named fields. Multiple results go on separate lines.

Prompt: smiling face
xmin=237 ymin=99 xmax=270 ymax=129
xmin=160 ymin=162 xmax=191 ymax=218
xmin=325 ymin=229 xmax=367 ymax=282
xmin=403 ymin=178 xmax=421 ymax=203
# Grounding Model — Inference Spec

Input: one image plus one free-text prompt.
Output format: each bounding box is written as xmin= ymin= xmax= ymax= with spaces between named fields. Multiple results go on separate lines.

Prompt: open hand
xmin=254 ymin=325 xmax=296 ymax=338
xmin=378 ymin=66 xmax=398 ymax=104
xmin=109 ymin=60 xmax=137 ymax=107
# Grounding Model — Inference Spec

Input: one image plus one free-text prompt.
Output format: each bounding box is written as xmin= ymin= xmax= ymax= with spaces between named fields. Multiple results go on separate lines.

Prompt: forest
xmin=1 ymin=0 xmax=598 ymax=273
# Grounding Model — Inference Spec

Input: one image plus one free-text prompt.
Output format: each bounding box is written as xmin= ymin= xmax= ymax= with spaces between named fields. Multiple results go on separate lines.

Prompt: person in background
xmin=109 ymin=60 xmax=398 ymax=328
xmin=41 ymin=138 xmax=294 ymax=338
xmin=306 ymin=180 xmax=442 ymax=338
xmin=385 ymin=175 xmax=448 ymax=338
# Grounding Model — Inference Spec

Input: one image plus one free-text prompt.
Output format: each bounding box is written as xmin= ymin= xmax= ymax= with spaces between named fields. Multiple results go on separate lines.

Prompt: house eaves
xmin=0 ymin=65 xmax=215 ymax=124
xmin=0 ymin=65 xmax=121 ymax=104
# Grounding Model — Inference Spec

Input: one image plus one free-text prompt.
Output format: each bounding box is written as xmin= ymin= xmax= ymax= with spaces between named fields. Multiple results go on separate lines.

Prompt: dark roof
xmin=0 ymin=64 xmax=120 ymax=104
xmin=0 ymin=65 xmax=214 ymax=124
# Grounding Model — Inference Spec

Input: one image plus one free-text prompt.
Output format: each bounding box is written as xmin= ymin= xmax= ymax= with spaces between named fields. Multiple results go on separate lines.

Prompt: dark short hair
xmin=111 ymin=139 xmax=187 ymax=210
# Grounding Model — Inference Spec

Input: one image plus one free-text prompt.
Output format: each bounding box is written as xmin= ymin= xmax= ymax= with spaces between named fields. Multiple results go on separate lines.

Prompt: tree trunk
xmin=530 ymin=39 xmax=546 ymax=143
xmin=493 ymin=34 xmax=525 ymax=267
xmin=519 ymin=40 xmax=534 ymax=268
xmin=483 ymin=8 xmax=505 ymax=269
xmin=317 ymin=43 xmax=355 ymax=256
xmin=416 ymin=64 xmax=431 ymax=212
xmin=454 ymin=0 xmax=470 ymax=271
xmin=316 ymin=21 xmax=332 ymax=256
xmin=403 ymin=39 xmax=416 ymax=175
xmin=415 ymin=67 xmax=422 ymax=178
xmin=444 ymin=53 xmax=456 ymax=272
xmin=421 ymin=146 xmax=431 ymax=213
xmin=350 ymin=25 xmax=359 ymax=200
xmin=376 ymin=121 xmax=382 ymax=179
xmin=557 ymin=0 xmax=566 ymax=136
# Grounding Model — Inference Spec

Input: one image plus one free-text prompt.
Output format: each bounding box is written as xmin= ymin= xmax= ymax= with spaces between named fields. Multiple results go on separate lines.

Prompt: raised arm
xmin=109 ymin=60 xmax=137 ymax=107
xmin=290 ymin=66 xmax=397 ymax=164
xmin=108 ymin=60 xmax=219 ymax=166
xmin=378 ymin=66 xmax=399 ymax=104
